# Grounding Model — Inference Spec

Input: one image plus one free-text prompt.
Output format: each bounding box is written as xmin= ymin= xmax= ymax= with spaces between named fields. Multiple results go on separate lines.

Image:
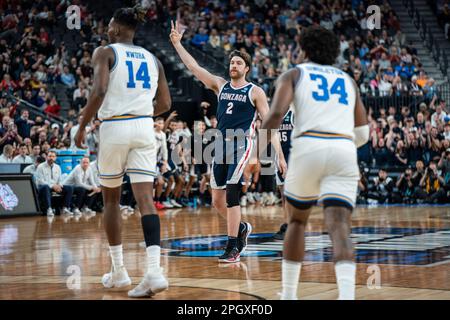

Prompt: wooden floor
xmin=0 ymin=204 xmax=449 ymax=300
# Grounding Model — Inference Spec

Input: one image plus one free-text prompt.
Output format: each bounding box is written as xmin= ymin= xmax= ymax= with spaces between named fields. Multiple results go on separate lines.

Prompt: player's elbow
xmin=354 ymin=125 xmax=369 ymax=148
xmin=93 ymin=87 xmax=107 ymax=98
xmin=155 ymin=97 xmax=171 ymax=115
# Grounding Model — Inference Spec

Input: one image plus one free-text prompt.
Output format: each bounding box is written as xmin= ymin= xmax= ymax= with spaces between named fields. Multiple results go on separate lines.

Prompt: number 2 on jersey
xmin=126 ymin=60 xmax=151 ymax=89
xmin=309 ymin=73 xmax=348 ymax=105
xmin=226 ymin=102 xmax=234 ymax=114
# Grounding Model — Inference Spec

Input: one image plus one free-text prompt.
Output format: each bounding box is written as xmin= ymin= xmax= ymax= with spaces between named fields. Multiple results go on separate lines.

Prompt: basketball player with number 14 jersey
xmin=75 ymin=6 xmax=172 ymax=298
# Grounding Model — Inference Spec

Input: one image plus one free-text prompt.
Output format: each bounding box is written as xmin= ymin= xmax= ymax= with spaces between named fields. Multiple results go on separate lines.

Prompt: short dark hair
xmin=299 ymin=26 xmax=339 ymax=65
xmin=229 ymin=50 xmax=251 ymax=74
xmin=36 ymin=156 xmax=45 ymax=164
xmin=113 ymin=5 xmax=147 ymax=30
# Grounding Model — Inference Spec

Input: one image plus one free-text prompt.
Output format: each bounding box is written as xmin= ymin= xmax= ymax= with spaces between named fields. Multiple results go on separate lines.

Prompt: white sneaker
xmin=46 ymin=208 xmax=54 ymax=217
xmin=101 ymin=266 xmax=132 ymax=288
xmin=127 ymin=206 xmax=135 ymax=214
xmin=247 ymin=192 xmax=255 ymax=204
xmin=73 ymin=208 xmax=82 ymax=216
xmin=170 ymin=199 xmax=182 ymax=208
xmin=162 ymin=201 xmax=174 ymax=208
xmin=62 ymin=207 xmax=73 ymax=215
xmin=119 ymin=205 xmax=128 ymax=213
xmin=82 ymin=207 xmax=96 ymax=215
xmin=274 ymin=196 xmax=282 ymax=205
xmin=253 ymin=192 xmax=262 ymax=203
xmin=266 ymin=192 xmax=275 ymax=206
xmin=240 ymin=195 xmax=247 ymax=207
xmin=128 ymin=270 xmax=168 ymax=298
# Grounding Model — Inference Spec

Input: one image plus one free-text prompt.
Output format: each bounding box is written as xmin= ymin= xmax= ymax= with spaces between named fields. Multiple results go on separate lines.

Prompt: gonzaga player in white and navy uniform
xmin=261 ymin=26 xmax=369 ymax=300
xmin=75 ymin=6 xmax=172 ymax=298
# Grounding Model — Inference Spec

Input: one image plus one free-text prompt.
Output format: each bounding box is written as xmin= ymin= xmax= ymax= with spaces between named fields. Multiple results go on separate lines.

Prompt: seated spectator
xmin=208 ymin=29 xmax=221 ymax=49
xmin=63 ymin=156 xmax=101 ymax=214
xmin=356 ymin=169 xmax=369 ymax=204
xmin=391 ymin=139 xmax=408 ymax=166
xmin=395 ymin=167 xmax=416 ymax=204
xmin=0 ymin=144 xmax=14 ymax=163
xmin=416 ymin=161 xmax=447 ymax=203
xmin=15 ymin=110 xmax=34 ymax=139
xmin=438 ymin=148 xmax=450 ymax=186
xmin=60 ymin=65 xmax=76 ymax=88
xmin=12 ymin=143 xmax=32 ymax=164
xmin=373 ymin=136 xmax=390 ymax=166
xmin=23 ymin=155 xmax=46 ymax=178
xmin=412 ymin=160 xmax=426 ymax=187
xmin=191 ymin=28 xmax=209 ymax=48
xmin=368 ymin=169 xmax=395 ymax=204
xmin=409 ymin=75 xmax=423 ymax=96
xmin=406 ymin=133 xmax=425 ymax=166
xmin=0 ymin=116 xmax=23 ymax=149
xmin=34 ymin=150 xmax=74 ymax=216
xmin=44 ymin=97 xmax=61 ymax=117
xmin=416 ymin=71 xmax=428 ymax=88
xmin=72 ymin=82 xmax=89 ymax=112
xmin=431 ymin=101 xmax=447 ymax=128
xmin=444 ymin=123 xmax=450 ymax=141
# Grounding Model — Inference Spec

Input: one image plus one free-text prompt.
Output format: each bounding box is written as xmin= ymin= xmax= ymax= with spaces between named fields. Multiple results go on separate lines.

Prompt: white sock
xmin=335 ymin=261 xmax=356 ymax=300
xmin=109 ymin=244 xmax=123 ymax=271
xmin=146 ymin=245 xmax=161 ymax=274
xmin=281 ymin=259 xmax=301 ymax=300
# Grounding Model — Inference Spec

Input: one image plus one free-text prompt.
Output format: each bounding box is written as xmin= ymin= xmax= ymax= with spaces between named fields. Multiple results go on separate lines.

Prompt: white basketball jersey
xmin=98 ymin=43 xmax=159 ymax=120
xmin=292 ymin=62 xmax=356 ymax=139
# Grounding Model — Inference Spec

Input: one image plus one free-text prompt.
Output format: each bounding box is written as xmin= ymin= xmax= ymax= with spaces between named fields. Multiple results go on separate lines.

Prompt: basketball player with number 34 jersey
xmin=75 ymin=6 xmax=172 ymax=298
xmin=262 ymin=26 xmax=369 ymax=300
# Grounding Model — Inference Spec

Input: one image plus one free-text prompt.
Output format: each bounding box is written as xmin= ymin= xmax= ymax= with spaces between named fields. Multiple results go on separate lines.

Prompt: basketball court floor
xmin=0 ymin=205 xmax=449 ymax=300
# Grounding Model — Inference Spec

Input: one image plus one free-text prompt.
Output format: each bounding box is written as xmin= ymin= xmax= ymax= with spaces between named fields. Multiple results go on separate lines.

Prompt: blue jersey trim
xmin=107 ymin=45 xmax=118 ymax=72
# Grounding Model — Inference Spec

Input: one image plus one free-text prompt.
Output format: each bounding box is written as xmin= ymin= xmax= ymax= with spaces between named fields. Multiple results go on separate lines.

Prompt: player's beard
xmin=229 ymin=69 xmax=244 ymax=80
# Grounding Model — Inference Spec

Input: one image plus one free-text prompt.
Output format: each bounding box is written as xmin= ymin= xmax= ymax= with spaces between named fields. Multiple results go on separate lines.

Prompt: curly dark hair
xmin=113 ymin=5 xmax=147 ymax=30
xmin=299 ymin=26 xmax=340 ymax=66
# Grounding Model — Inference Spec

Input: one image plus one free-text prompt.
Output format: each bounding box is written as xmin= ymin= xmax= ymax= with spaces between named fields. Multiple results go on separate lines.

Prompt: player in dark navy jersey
xmin=274 ymin=108 xmax=295 ymax=240
xmin=170 ymin=20 xmax=287 ymax=263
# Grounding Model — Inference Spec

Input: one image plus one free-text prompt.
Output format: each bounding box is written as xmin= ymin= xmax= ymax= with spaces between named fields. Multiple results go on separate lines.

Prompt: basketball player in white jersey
xmin=261 ymin=26 xmax=369 ymax=300
xmin=75 ymin=6 xmax=171 ymax=298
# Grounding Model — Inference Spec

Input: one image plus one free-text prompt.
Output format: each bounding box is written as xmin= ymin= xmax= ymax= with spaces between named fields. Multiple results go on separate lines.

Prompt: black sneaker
xmin=237 ymin=222 xmax=252 ymax=253
xmin=273 ymin=223 xmax=288 ymax=241
xmin=218 ymin=246 xmax=240 ymax=263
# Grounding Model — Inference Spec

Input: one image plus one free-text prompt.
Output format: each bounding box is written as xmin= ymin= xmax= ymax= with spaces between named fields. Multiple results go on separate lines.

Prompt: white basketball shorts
xmin=284 ymin=135 xmax=359 ymax=208
xmin=98 ymin=116 xmax=157 ymax=188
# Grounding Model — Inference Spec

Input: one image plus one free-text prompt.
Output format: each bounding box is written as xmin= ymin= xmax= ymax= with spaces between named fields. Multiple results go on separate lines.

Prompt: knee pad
xmin=226 ymin=184 xmax=241 ymax=208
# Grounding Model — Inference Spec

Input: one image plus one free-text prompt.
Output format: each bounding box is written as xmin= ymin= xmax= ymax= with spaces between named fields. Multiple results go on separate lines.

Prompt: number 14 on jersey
xmin=126 ymin=60 xmax=151 ymax=89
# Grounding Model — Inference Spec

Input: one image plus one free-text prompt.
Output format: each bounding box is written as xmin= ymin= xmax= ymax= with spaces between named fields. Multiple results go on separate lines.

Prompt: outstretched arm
xmin=170 ymin=20 xmax=226 ymax=95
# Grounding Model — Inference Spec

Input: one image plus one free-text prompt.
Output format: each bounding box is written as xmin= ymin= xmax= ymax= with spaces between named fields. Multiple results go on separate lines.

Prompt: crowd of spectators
xmin=170 ymin=0 xmax=439 ymax=98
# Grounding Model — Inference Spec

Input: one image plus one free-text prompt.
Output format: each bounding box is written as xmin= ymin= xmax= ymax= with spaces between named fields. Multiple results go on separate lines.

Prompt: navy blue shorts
xmin=211 ymin=137 xmax=253 ymax=188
